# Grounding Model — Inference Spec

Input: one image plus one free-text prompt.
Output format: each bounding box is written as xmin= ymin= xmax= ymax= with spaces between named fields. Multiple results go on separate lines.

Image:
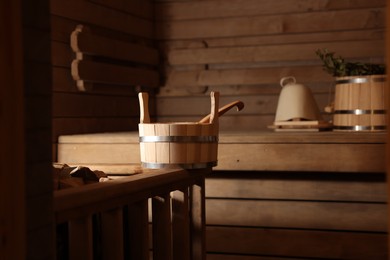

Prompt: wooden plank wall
xmin=205 ymin=171 xmax=388 ymax=259
xmin=50 ymin=0 xmax=157 ymax=145
xmin=154 ymin=0 xmax=386 ymax=130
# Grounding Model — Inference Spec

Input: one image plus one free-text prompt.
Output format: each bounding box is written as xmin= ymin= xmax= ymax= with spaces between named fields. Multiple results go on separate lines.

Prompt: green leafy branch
xmin=315 ymin=49 xmax=385 ymax=77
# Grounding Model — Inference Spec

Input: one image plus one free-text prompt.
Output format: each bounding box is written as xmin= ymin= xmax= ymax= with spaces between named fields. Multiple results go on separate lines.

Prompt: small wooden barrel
xmin=138 ymin=92 xmax=220 ymax=169
xmin=139 ymin=122 xmax=218 ymax=169
xmin=333 ymin=75 xmax=386 ymax=131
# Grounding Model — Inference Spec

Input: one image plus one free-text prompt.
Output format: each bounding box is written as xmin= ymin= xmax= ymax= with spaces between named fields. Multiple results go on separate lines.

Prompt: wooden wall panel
xmin=156 ymin=9 xmax=385 ymax=39
xmin=51 ymin=0 xmax=153 ymax=38
xmin=155 ymin=0 xmax=386 ymax=130
xmin=50 ymin=0 xmax=156 ymax=148
xmin=90 ymin=0 xmax=153 ymax=19
xmin=206 ymin=226 xmax=387 ymax=259
xmin=206 ymin=199 xmax=387 ymax=231
xmin=206 ymin=172 xmax=387 ymax=202
xmin=155 ymin=0 xmax=385 ymax=21
xmin=205 ymin=171 xmax=388 ymax=259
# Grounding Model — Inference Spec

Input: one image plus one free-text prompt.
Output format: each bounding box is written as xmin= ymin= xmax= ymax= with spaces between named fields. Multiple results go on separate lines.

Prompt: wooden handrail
xmin=54 ymin=168 xmax=210 ymax=260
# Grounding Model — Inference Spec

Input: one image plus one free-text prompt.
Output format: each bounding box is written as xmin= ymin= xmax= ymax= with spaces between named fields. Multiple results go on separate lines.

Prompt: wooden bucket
xmin=333 ymin=75 xmax=386 ymax=131
xmin=138 ymin=92 xmax=219 ymax=169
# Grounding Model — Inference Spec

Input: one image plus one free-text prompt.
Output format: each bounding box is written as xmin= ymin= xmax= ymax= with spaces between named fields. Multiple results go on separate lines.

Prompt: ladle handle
xmin=138 ymin=92 xmax=150 ymax=123
xmin=199 ymin=100 xmax=244 ymax=123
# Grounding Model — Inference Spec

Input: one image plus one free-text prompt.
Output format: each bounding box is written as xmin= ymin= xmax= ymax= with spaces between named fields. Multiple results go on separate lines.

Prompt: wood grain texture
xmin=155 ymin=0 xmax=385 ymax=21
xmin=51 ymin=0 xmax=156 ymax=142
xmin=167 ymin=40 xmax=384 ymax=66
xmin=216 ymin=143 xmax=384 ymax=172
xmin=90 ymin=0 xmax=153 ymax=19
xmin=206 ymin=226 xmax=387 ymax=259
xmin=156 ymin=8 xmax=385 ymax=39
xmin=159 ymin=29 xmax=385 ymax=50
xmin=56 ymin=131 xmax=386 ymax=173
xmin=163 ymin=65 xmax=333 ymax=88
xmin=52 ymin=92 xmax=139 ymax=117
xmin=51 ymin=0 xmax=153 ymax=38
xmin=206 ymin=173 xmax=387 ymax=202
xmin=71 ymin=29 xmax=159 ymax=65
xmin=206 ymin=199 xmax=387 ymax=231
xmin=155 ymin=0 xmax=386 ymax=133
xmin=71 ymin=60 xmax=160 ymax=88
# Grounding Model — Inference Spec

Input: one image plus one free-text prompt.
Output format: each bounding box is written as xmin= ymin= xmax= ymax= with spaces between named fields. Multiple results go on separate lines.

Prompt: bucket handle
xmin=138 ymin=92 xmax=150 ymax=123
xmin=280 ymin=76 xmax=296 ymax=87
xmin=209 ymin=91 xmax=220 ymax=124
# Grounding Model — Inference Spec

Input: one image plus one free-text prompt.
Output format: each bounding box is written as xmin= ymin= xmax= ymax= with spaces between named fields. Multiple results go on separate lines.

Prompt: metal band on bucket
xmin=139 ymin=135 xmax=218 ymax=143
xmin=335 ymin=77 xmax=386 ymax=85
xmin=334 ymin=109 xmax=386 ymax=115
xmin=333 ymin=125 xmax=386 ymax=131
xmin=141 ymin=161 xmax=218 ymax=169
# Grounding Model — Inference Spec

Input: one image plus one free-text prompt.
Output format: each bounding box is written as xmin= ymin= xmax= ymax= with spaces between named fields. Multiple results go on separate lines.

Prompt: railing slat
xmin=101 ymin=208 xmax=124 ymax=260
xmin=54 ymin=168 xmax=211 ymax=260
xmin=190 ymin=180 xmax=206 ymax=260
xmin=152 ymin=194 xmax=173 ymax=260
xmin=68 ymin=216 xmax=93 ymax=260
xmin=126 ymin=199 xmax=149 ymax=260
xmin=172 ymin=189 xmax=191 ymax=260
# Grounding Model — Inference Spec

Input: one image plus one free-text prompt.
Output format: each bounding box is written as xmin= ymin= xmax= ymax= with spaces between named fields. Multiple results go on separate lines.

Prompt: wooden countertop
xmin=57 ymin=131 xmax=386 ymax=173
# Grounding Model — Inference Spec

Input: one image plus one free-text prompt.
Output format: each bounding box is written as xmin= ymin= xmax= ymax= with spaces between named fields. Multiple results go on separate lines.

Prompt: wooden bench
xmin=57 ymin=131 xmax=385 ymax=173
xmin=56 ymin=130 xmax=387 ymax=259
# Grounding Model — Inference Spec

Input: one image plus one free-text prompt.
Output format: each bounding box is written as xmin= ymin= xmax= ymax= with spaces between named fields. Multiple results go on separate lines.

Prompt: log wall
xmin=206 ymin=171 xmax=387 ymax=259
xmin=154 ymin=0 xmax=386 ymax=130
xmin=50 ymin=0 xmax=157 ymax=144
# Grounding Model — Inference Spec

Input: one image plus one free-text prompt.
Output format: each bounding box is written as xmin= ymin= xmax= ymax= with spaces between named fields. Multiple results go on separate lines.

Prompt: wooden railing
xmin=54 ymin=168 xmax=210 ymax=260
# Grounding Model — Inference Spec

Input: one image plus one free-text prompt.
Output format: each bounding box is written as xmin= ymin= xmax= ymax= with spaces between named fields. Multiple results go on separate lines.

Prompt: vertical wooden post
xmin=101 ymin=208 xmax=124 ymax=260
xmin=386 ymin=0 xmax=390 ymax=257
xmin=127 ymin=200 xmax=150 ymax=260
xmin=68 ymin=216 xmax=94 ymax=260
xmin=0 ymin=1 xmax=25 ymax=260
xmin=190 ymin=179 xmax=206 ymax=260
xmin=172 ymin=189 xmax=191 ymax=260
xmin=152 ymin=194 xmax=173 ymax=260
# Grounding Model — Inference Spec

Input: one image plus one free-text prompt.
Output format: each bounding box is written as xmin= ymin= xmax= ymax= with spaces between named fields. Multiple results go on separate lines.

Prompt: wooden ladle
xmin=198 ymin=100 xmax=244 ymax=123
